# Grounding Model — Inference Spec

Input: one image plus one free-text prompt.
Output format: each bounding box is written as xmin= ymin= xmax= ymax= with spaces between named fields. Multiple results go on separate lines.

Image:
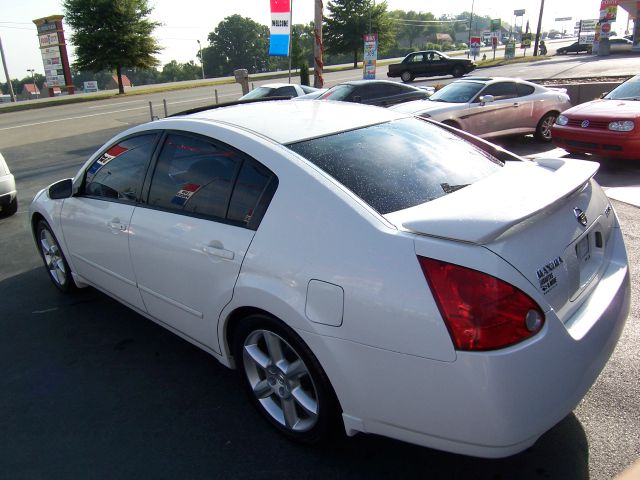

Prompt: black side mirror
xmin=48 ymin=178 xmax=73 ymax=199
xmin=600 ymin=92 xmax=609 ymax=99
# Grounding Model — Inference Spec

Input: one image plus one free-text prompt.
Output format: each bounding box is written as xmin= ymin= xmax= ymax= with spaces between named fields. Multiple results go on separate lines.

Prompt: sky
xmin=0 ymin=0 xmax=630 ymax=81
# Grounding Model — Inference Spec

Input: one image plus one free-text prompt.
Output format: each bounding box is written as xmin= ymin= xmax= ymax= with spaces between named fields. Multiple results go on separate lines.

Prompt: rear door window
xmin=147 ymin=133 xmax=277 ymax=229
xmin=287 ymin=118 xmax=502 ymax=215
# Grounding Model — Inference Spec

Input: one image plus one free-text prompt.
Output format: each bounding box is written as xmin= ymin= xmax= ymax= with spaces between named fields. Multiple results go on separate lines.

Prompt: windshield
xmin=428 ymin=81 xmax=485 ymax=103
xmin=605 ymin=76 xmax=640 ymax=100
xmin=242 ymin=87 xmax=276 ymax=99
xmin=319 ymin=84 xmax=355 ymax=101
xmin=287 ymin=118 xmax=502 ymax=215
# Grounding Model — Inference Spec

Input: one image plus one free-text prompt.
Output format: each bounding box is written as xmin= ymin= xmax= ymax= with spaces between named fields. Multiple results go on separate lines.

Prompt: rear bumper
xmin=300 ymin=228 xmax=630 ymax=458
xmin=552 ymin=126 xmax=640 ymax=160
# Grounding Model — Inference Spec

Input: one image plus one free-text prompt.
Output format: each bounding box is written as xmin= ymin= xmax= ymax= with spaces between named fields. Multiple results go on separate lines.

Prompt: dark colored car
xmin=317 ymin=80 xmax=430 ymax=107
xmin=556 ymin=42 xmax=592 ymax=54
xmin=387 ymin=50 xmax=476 ymax=83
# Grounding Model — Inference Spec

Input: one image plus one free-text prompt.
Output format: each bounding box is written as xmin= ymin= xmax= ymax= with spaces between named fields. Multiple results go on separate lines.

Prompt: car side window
xmin=147 ymin=133 xmax=277 ymax=229
xmin=227 ymin=158 xmax=278 ymax=230
xmin=410 ymin=54 xmax=424 ymax=63
xmin=84 ymin=134 xmax=157 ymax=203
xmin=273 ymin=86 xmax=297 ymax=97
xmin=478 ymin=82 xmax=518 ymax=101
xmin=148 ymin=134 xmax=241 ymax=220
xmin=516 ymin=84 xmax=535 ymax=96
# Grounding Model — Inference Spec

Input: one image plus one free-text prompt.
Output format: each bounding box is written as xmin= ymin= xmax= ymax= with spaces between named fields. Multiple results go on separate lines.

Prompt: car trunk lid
xmin=385 ymin=158 xmax=616 ymax=317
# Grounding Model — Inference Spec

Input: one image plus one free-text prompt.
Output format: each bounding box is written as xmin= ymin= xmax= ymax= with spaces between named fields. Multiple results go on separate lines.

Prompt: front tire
xmin=233 ymin=314 xmax=339 ymax=443
xmin=400 ymin=71 xmax=414 ymax=83
xmin=452 ymin=65 xmax=464 ymax=78
xmin=36 ymin=220 xmax=75 ymax=292
xmin=1 ymin=197 xmax=17 ymax=217
xmin=535 ymin=112 xmax=558 ymax=142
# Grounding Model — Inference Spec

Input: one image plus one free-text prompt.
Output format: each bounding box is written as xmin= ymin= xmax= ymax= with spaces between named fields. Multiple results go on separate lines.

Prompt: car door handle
xmin=108 ymin=219 xmax=127 ymax=232
xmin=203 ymin=242 xmax=235 ymax=260
xmin=513 ymin=102 xmax=520 ymax=107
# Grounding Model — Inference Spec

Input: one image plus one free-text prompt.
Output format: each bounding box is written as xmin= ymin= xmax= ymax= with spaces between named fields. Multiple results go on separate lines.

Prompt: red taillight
xmin=418 ymin=256 xmax=545 ymax=351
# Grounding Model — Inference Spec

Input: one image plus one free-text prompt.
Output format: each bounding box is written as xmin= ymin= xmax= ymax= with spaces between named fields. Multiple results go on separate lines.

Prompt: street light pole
xmin=27 ymin=68 xmax=37 ymax=99
xmin=197 ymin=40 xmax=205 ymax=79
xmin=467 ymin=0 xmax=475 ymax=58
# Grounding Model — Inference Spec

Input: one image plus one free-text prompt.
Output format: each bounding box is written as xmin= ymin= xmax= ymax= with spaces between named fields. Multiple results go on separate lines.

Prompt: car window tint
xmin=147 ymin=134 xmax=241 ymax=220
xmin=288 ymin=118 xmax=502 ymax=215
xmin=516 ymin=84 xmax=535 ymax=96
xmin=273 ymin=86 xmax=297 ymax=97
xmin=479 ymin=82 xmax=518 ymax=100
xmin=410 ymin=54 xmax=424 ymax=63
xmin=84 ymin=134 xmax=157 ymax=202
xmin=227 ymin=159 xmax=278 ymax=230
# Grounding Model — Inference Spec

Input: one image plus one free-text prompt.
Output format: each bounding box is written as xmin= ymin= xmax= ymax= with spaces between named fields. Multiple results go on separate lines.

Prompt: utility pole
xmin=197 ymin=40 xmax=205 ymax=79
xmin=27 ymin=68 xmax=37 ymax=99
xmin=0 ymin=36 xmax=16 ymax=102
xmin=533 ymin=0 xmax=545 ymax=56
xmin=467 ymin=0 xmax=475 ymax=59
xmin=313 ymin=0 xmax=324 ymax=88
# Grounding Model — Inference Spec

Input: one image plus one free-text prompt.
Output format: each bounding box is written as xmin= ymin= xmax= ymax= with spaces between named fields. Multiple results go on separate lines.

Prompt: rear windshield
xmin=287 ymin=118 xmax=502 ymax=215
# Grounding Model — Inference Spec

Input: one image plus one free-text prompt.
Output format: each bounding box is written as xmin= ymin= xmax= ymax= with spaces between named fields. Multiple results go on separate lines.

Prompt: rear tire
xmin=36 ymin=220 xmax=75 ymax=292
xmin=400 ymin=71 xmax=414 ymax=83
xmin=535 ymin=112 xmax=558 ymax=142
xmin=233 ymin=314 xmax=339 ymax=444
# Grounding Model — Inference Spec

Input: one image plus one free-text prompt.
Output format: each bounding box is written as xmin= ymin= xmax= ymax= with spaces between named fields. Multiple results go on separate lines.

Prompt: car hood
xmin=563 ymin=99 xmax=640 ymax=119
xmin=390 ymin=99 xmax=467 ymax=116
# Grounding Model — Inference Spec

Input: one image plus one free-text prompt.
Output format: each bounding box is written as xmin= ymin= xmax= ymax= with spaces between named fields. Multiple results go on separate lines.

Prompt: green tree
xmin=203 ymin=15 xmax=271 ymax=77
xmin=63 ymin=0 xmax=161 ymax=94
xmin=324 ymin=0 xmax=394 ymax=68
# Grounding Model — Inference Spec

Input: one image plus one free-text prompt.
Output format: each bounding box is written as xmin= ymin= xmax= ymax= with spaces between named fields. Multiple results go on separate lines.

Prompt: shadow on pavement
xmin=1 ymin=268 xmax=590 ymax=479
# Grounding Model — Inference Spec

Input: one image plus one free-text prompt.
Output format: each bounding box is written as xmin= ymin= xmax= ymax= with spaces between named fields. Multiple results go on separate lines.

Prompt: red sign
xmin=602 ymin=22 xmax=611 ymax=33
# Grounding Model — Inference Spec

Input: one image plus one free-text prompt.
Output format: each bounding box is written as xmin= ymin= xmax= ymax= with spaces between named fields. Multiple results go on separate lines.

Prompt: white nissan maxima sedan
xmin=30 ymin=100 xmax=630 ymax=458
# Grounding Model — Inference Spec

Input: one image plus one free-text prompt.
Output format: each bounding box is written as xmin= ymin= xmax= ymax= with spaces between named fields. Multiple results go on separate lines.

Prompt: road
xmin=0 ymin=55 xmax=639 ymax=479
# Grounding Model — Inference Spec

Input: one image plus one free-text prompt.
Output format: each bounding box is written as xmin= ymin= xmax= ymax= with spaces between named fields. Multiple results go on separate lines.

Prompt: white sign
xmin=580 ymin=33 xmax=595 ymax=44
xmin=580 ymin=19 xmax=598 ymax=31
xmin=83 ymin=81 xmax=99 ymax=93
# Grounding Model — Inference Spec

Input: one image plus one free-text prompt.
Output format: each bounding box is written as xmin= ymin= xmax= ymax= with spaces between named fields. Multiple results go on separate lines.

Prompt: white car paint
xmin=0 ymin=152 xmax=17 ymax=215
xmin=30 ymin=101 xmax=630 ymax=458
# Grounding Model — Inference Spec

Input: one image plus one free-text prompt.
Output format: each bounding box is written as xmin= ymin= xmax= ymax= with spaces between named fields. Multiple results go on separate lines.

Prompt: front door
xmin=61 ymin=134 xmax=158 ymax=310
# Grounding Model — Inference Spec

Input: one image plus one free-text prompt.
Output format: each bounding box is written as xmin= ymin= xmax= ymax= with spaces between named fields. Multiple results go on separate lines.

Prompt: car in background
xmin=390 ymin=77 xmax=571 ymax=142
xmin=317 ymin=79 xmax=429 ymax=107
xmin=552 ymin=74 xmax=640 ymax=159
xmin=556 ymin=42 xmax=592 ymax=54
xmin=294 ymin=88 xmax=328 ymax=100
xmin=240 ymin=83 xmax=318 ymax=100
xmin=387 ymin=50 xmax=476 ymax=83
xmin=0 ymin=152 xmax=17 ymax=217
xmin=608 ymin=37 xmax=633 ymax=53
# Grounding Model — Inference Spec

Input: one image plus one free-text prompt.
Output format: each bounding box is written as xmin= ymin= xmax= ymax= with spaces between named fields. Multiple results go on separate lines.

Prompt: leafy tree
xmin=63 ymin=0 xmax=161 ymax=94
xmin=159 ymin=60 xmax=201 ymax=83
xmin=202 ymin=15 xmax=272 ymax=77
xmin=324 ymin=0 xmax=394 ymax=68
xmin=389 ymin=10 xmax=437 ymax=49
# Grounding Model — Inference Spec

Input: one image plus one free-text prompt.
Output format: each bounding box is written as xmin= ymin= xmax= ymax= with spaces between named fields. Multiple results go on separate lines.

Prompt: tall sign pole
xmin=33 ymin=15 xmax=74 ymax=96
xmin=313 ymin=0 xmax=324 ymax=88
xmin=0 ymin=36 xmax=16 ymax=102
xmin=533 ymin=0 xmax=545 ymax=56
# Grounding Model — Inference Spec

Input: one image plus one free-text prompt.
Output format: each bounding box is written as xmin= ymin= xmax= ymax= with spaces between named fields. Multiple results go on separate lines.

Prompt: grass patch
xmin=477 ymin=54 xmax=550 ymax=68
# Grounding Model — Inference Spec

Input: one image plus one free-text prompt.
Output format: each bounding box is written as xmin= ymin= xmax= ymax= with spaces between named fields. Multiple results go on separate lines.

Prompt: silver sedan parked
xmin=390 ymin=77 xmax=572 ymax=142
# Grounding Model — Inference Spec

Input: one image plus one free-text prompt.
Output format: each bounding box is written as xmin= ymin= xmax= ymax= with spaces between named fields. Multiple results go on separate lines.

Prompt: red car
xmin=552 ymin=75 xmax=640 ymax=160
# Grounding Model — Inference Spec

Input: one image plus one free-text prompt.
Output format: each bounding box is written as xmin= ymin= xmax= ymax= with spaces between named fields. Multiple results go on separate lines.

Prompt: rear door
xmin=129 ymin=132 xmax=278 ymax=352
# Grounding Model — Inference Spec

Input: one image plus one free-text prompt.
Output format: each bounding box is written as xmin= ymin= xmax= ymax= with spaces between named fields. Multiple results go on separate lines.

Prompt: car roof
xmin=254 ymin=83 xmax=296 ymax=89
xmin=332 ymin=79 xmax=411 ymax=87
xmin=173 ymin=100 xmax=409 ymax=144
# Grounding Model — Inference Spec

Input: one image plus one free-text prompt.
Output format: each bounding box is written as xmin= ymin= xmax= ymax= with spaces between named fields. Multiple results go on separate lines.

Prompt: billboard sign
xmin=514 ymin=9 xmax=525 ymax=16
xmin=470 ymin=36 xmax=482 ymax=57
xmin=362 ymin=33 xmax=378 ymax=80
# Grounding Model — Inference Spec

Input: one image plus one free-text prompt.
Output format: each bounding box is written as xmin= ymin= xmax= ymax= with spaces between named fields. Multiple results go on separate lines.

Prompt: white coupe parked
xmin=30 ymin=100 xmax=630 ymax=458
